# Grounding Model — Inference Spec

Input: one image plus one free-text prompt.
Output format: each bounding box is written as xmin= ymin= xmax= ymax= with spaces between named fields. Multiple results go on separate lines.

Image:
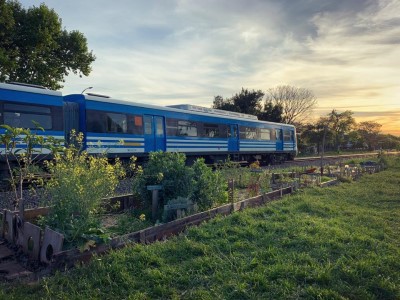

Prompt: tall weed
xmin=43 ymin=132 xmax=125 ymax=243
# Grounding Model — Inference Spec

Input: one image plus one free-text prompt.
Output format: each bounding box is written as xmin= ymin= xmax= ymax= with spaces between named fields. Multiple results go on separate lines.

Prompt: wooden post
xmin=147 ymin=185 xmax=163 ymax=222
xmin=151 ymin=190 xmax=159 ymax=221
xmin=228 ymin=179 xmax=235 ymax=205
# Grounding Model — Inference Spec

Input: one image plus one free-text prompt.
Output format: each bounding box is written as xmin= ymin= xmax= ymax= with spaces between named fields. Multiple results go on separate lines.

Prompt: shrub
xmin=132 ymin=151 xmax=193 ymax=204
xmin=133 ymin=153 xmax=229 ymax=220
xmin=43 ymin=132 xmax=125 ymax=244
xmin=190 ymin=158 xmax=227 ymax=210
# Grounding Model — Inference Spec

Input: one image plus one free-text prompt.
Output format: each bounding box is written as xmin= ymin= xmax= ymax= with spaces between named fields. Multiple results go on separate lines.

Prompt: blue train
xmin=0 ymin=82 xmax=297 ymax=170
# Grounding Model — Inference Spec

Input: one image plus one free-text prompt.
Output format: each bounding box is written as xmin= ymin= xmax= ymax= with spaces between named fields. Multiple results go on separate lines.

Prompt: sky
xmin=19 ymin=0 xmax=400 ymax=135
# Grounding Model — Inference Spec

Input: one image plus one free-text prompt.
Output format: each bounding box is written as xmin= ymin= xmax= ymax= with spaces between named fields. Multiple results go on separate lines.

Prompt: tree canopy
xmin=0 ymin=0 xmax=95 ymax=89
xmin=212 ymin=88 xmax=283 ymax=122
xmin=357 ymin=121 xmax=382 ymax=151
xmin=265 ymin=85 xmax=317 ymax=124
xmin=325 ymin=110 xmax=356 ymax=151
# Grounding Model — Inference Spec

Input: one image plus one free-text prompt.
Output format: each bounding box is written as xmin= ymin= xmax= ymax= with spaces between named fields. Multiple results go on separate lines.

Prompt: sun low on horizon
xmin=19 ymin=0 xmax=400 ymax=136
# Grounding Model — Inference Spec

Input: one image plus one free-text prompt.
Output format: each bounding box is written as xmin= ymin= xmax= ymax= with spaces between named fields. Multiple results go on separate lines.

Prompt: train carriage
xmin=0 ymin=83 xmax=65 ymax=176
xmin=64 ymin=93 xmax=297 ymax=164
xmin=0 ymin=82 xmax=297 ymax=173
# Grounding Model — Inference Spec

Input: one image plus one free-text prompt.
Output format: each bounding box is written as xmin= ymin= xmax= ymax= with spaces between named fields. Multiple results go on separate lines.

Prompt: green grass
xmin=2 ymin=157 xmax=400 ymax=299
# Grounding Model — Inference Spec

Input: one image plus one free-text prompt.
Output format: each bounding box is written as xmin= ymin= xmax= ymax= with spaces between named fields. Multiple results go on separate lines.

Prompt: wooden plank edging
xmin=51 ymin=187 xmax=293 ymax=268
xmin=319 ymin=179 xmax=339 ymax=187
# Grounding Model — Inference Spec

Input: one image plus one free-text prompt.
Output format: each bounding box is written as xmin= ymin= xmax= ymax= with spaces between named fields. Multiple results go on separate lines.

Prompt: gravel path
xmin=0 ymin=178 xmax=134 ymax=211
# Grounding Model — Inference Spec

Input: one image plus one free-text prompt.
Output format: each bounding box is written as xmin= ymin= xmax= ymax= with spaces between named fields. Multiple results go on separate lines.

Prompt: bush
xmin=42 ymin=132 xmax=125 ymax=244
xmin=132 ymin=151 xmax=193 ymax=204
xmin=133 ymin=153 xmax=229 ymax=219
xmin=190 ymin=158 xmax=227 ymax=210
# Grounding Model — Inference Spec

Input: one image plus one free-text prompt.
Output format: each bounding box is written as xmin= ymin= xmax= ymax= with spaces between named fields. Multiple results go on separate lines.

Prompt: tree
xmin=0 ymin=0 xmax=95 ymax=89
xmin=212 ymin=88 xmax=283 ymax=122
xmin=379 ymin=134 xmax=400 ymax=151
xmin=297 ymin=123 xmax=321 ymax=154
xmin=265 ymin=85 xmax=317 ymax=124
xmin=326 ymin=110 xmax=355 ymax=151
xmin=213 ymin=88 xmax=264 ymax=116
xmin=357 ymin=121 xmax=382 ymax=151
xmin=212 ymin=95 xmax=237 ymax=112
xmin=257 ymin=101 xmax=283 ymax=122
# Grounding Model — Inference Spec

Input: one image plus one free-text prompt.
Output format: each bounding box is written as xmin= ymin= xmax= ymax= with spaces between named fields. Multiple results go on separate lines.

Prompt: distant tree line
xmin=213 ymin=85 xmax=317 ymax=124
xmin=213 ymin=87 xmax=399 ymax=153
xmin=299 ymin=111 xmax=400 ymax=154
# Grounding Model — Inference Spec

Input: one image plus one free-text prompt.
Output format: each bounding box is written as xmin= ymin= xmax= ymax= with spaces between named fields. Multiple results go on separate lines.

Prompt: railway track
xmin=264 ymin=151 xmax=400 ymax=170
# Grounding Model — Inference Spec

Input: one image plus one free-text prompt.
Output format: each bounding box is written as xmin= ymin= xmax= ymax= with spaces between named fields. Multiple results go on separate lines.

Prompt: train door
xmin=228 ymin=124 xmax=239 ymax=152
xmin=144 ymin=115 xmax=166 ymax=152
xmin=276 ymin=128 xmax=283 ymax=151
xmin=63 ymin=101 xmax=80 ymax=145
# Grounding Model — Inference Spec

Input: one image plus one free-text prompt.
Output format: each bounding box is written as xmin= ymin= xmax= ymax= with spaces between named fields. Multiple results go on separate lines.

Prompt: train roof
xmin=0 ymin=82 xmax=62 ymax=97
xmin=167 ymin=104 xmax=258 ymax=120
xmin=78 ymin=93 xmax=295 ymax=128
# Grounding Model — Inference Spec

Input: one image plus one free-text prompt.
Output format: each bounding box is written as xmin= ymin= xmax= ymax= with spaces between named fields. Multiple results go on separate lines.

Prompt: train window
xmin=203 ymin=123 xmax=219 ymax=138
xmin=270 ymin=129 xmax=277 ymax=141
xmin=275 ymin=129 xmax=282 ymax=141
xmin=87 ymin=110 xmax=106 ymax=132
xmin=106 ymin=113 xmax=127 ymax=133
xmin=144 ymin=116 xmax=152 ymax=134
xmin=240 ymin=126 xmax=258 ymax=140
xmin=3 ymin=103 xmax=52 ymax=129
xmin=131 ymin=115 xmax=143 ymax=135
xmin=228 ymin=125 xmax=237 ymax=138
xmin=4 ymin=112 xmax=52 ymax=129
xmin=283 ymin=130 xmax=292 ymax=141
xmin=166 ymin=118 xmax=178 ymax=136
xmin=219 ymin=124 xmax=228 ymax=138
xmin=87 ymin=110 xmax=130 ymax=134
xmin=178 ymin=120 xmax=197 ymax=137
xmin=155 ymin=117 xmax=164 ymax=135
xmin=260 ymin=128 xmax=271 ymax=140
xmin=4 ymin=103 xmax=51 ymax=114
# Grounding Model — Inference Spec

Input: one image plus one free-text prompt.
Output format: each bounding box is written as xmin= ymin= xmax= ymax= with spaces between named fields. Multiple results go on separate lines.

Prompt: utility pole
xmin=320 ymin=126 xmax=327 ymax=176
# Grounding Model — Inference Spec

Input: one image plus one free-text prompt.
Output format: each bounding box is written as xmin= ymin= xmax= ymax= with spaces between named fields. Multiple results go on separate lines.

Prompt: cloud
xmin=18 ymin=0 xmax=400 ymax=135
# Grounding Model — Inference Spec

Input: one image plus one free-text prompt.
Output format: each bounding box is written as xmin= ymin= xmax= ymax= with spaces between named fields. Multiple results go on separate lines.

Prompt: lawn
xmin=2 ymin=157 xmax=399 ymax=299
